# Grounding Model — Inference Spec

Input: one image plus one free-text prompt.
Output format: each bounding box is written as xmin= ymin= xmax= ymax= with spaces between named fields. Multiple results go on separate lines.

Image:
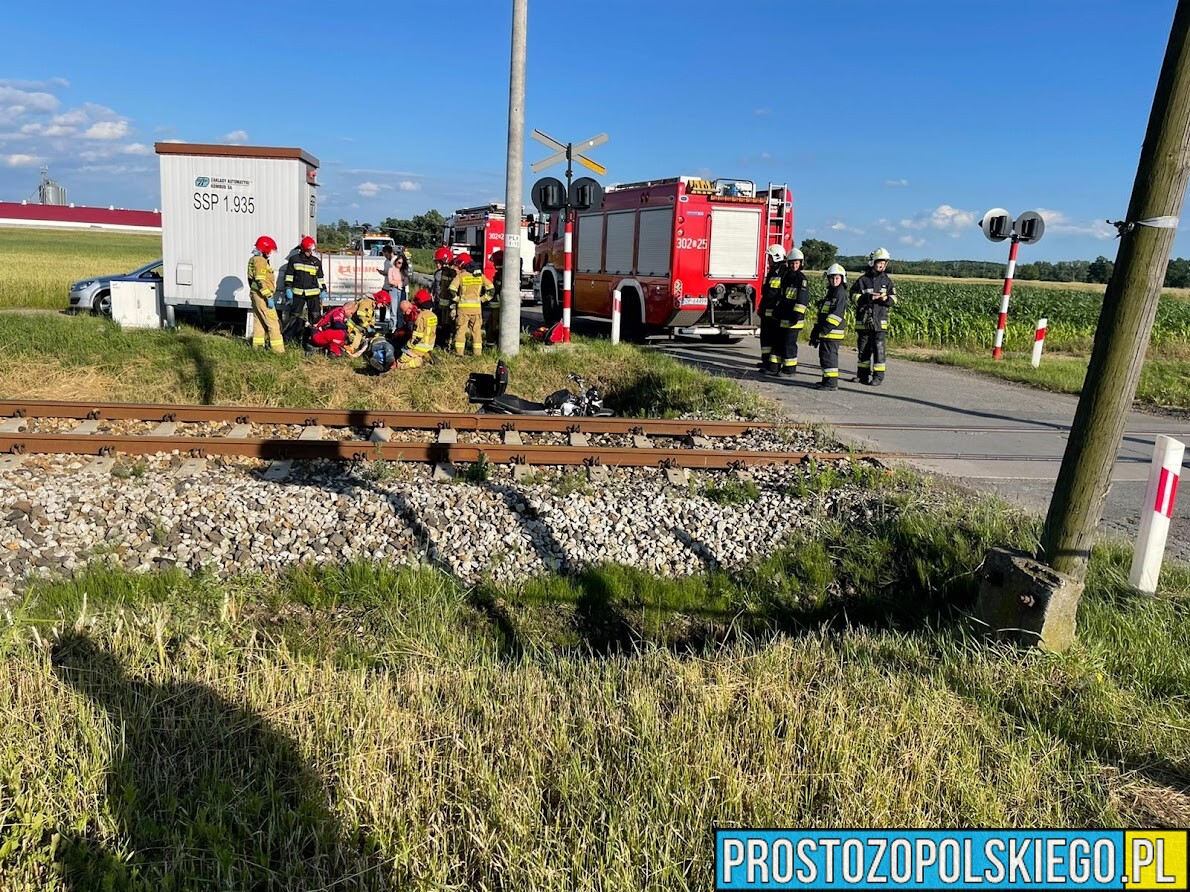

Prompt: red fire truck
xmin=532 ymin=177 xmax=792 ymax=341
xmin=442 ymin=203 xmax=533 ymax=287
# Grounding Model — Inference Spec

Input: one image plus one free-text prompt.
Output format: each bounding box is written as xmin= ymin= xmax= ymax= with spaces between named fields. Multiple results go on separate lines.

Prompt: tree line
xmin=317 ymin=216 xmax=1190 ymax=288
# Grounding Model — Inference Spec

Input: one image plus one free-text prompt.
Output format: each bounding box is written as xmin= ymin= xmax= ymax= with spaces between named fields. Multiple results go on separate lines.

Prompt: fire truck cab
xmin=443 ymin=203 xmax=533 ymax=287
xmin=533 ymin=177 xmax=792 ymax=341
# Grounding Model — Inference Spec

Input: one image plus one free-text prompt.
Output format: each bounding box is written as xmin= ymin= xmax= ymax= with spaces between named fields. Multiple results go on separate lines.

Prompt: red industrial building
xmin=0 ymin=201 xmax=161 ymax=233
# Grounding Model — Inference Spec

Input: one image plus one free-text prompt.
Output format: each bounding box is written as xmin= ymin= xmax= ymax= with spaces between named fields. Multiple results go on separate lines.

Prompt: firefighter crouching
xmin=448 ymin=252 xmax=492 ymax=356
xmin=432 ymin=246 xmax=458 ymax=348
xmin=851 ymin=247 xmax=897 ymax=386
xmin=758 ymin=244 xmax=786 ymax=373
xmin=248 ymin=235 xmax=284 ymax=354
xmin=774 ymin=247 xmax=810 ymax=375
xmin=808 ymin=263 xmax=848 ymax=390
xmin=395 ymin=290 xmax=438 ymax=370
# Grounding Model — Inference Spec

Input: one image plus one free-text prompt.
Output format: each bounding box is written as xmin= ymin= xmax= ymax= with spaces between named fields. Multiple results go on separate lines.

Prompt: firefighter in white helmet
xmin=809 ymin=263 xmax=849 ymax=389
xmin=851 ymin=247 xmax=897 ymax=385
xmin=773 ymin=246 xmax=810 ymax=375
xmin=758 ymin=244 xmax=788 ymax=374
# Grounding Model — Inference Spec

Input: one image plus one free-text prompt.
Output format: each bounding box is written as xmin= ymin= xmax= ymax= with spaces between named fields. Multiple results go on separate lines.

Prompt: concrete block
xmin=80 ymin=457 xmax=115 ymax=476
xmin=975 ymin=547 xmax=1082 ymax=652
xmin=72 ymin=419 xmax=101 ymax=435
xmin=0 ymin=455 xmax=24 ymax=471
xmin=175 ymin=458 xmax=207 ymax=478
xmin=151 ymin=421 xmax=178 ymax=437
xmin=632 ymin=435 xmax=652 ymax=450
xmin=587 ymin=465 xmax=609 ymax=484
xmin=226 ymin=424 xmax=252 ymax=439
xmin=298 ymin=425 xmax=325 ymax=441
xmin=263 ymin=460 xmax=293 ymax=481
xmin=436 ymin=428 xmax=457 ymax=444
xmin=433 ymin=462 xmax=457 ymax=482
xmin=369 ymin=426 xmax=391 ymax=443
xmin=502 ymin=430 xmax=523 ymax=446
xmin=512 ymin=463 xmax=535 ymax=482
xmin=0 ymin=418 xmax=28 ymax=433
xmin=665 ymin=467 xmax=690 ymax=487
xmin=684 ymin=435 xmax=712 ymax=449
xmin=568 ymin=432 xmax=590 ymax=447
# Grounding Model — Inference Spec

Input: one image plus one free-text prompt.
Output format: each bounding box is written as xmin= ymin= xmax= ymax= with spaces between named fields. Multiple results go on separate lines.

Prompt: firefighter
xmin=447 ymin=252 xmax=492 ymax=356
xmin=432 ymin=246 xmax=458 ymax=349
xmin=808 ymin=263 xmax=849 ymax=390
xmin=851 ymin=247 xmax=898 ymax=385
xmin=758 ymin=244 xmax=787 ymax=374
xmin=485 ymin=249 xmax=504 ymax=345
xmin=284 ymin=236 xmax=326 ymax=330
xmin=774 ymin=247 xmax=810 ymax=375
xmin=394 ymin=291 xmax=438 ymax=370
xmin=248 ymin=235 xmax=284 ymax=354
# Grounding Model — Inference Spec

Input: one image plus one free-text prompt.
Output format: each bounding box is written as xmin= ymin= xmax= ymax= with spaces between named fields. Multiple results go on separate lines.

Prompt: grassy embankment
xmin=2 ymin=485 xmax=1188 ymax=889
xmin=0 ymin=312 xmax=768 ymax=419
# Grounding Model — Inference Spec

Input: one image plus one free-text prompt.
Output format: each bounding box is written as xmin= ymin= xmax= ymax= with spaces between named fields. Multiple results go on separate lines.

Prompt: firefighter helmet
xmin=414 ymin=288 xmax=433 ymax=307
xmin=788 ymin=248 xmax=805 ymax=263
xmin=871 ymin=247 xmax=892 ymax=264
xmin=825 ymin=263 xmax=846 ymax=279
xmin=300 ymin=236 xmax=316 ymax=252
xmin=454 ymin=252 xmax=472 ymax=267
xmin=434 ymin=246 xmax=453 ymax=264
xmin=766 ymin=244 xmax=787 ymax=263
xmin=490 ymin=249 xmax=504 ymax=266
xmin=255 ymin=235 xmax=277 ymax=255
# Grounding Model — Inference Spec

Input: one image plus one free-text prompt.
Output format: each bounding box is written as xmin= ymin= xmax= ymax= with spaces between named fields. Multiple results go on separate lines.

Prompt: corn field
xmin=804 ymin=279 xmax=1190 ymax=352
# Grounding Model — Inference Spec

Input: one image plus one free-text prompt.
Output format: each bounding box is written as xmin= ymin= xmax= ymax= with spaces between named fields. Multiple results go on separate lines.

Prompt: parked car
xmin=68 ymin=259 xmax=163 ymax=316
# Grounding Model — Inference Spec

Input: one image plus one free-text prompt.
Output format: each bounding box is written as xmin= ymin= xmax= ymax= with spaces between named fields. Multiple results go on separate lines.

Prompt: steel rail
xmin=0 ymin=433 xmax=1150 ymax=467
xmin=813 ymin=421 xmax=1190 ymax=436
xmin=0 ymin=433 xmax=839 ymax=469
xmin=0 ymin=399 xmax=772 ymax=437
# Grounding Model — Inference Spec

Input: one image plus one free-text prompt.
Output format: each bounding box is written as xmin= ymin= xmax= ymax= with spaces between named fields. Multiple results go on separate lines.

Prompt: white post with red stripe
xmin=562 ymin=215 xmax=573 ymax=343
xmin=1030 ymin=317 xmax=1048 ymax=368
xmin=992 ymin=237 xmax=1020 ymax=359
xmin=610 ymin=288 xmax=622 ymax=345
xmin=1129 ymin=435 xmax=1185 ymax=593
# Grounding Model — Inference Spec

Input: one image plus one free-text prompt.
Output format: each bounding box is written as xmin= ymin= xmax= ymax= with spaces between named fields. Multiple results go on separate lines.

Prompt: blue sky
xmin=0 ymin=0 xmax=1182 ymax=261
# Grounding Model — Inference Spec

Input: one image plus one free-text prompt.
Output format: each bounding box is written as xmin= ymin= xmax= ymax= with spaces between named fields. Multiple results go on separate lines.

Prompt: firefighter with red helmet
xmin=851 ymin=247 xmax=897 ymax=385
xmin=446 ymin=252 xmax=492 ymax=356
xmin=248 ymin=235 xmax=284 ymax=353
xmin=284 ymin=235 xmax=326 ymax=329
xmin=432 ymin=246 xmax=457 ymax=348
xmin=394 ymin=290 xmax=438 ymax=370
xmin=485 ymin=249 xmax=504 ymax=345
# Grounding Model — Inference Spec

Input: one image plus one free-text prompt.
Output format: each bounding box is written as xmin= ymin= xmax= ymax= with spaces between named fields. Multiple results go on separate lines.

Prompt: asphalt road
xmin=518 ymin=303 xmax=1190 ymax=561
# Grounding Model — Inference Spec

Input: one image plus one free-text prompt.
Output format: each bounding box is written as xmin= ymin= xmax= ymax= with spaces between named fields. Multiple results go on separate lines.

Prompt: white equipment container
xmin=155 ymin=142 xmax=318 ymax=327
xmin=110 ymin=278 xmax=162 ymax=329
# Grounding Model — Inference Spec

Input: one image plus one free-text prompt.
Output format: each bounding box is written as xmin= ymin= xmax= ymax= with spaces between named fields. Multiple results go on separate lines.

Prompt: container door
xmin=708 ymin=207 xmax=762 ymax=279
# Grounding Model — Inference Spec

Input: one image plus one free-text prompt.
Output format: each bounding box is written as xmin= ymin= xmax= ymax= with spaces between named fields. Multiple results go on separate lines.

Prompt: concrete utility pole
xmin=499 ymin=0 xmax=528 ymax=357
xmin=1040 ymin=0 xmax=1190 ymax=582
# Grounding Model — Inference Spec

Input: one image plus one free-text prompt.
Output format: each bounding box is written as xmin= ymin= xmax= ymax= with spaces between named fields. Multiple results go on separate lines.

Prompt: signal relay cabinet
xmin=155 ymin=142 xmax=319 ymax=332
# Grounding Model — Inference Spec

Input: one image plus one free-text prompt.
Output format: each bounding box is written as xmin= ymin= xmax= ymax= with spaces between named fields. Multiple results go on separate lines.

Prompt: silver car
xmin=68 ymin=259 xmax=163 ymax=316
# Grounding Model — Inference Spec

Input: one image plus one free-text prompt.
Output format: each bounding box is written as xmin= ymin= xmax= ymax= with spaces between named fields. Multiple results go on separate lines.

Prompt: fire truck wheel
xmin=541 ymin=278 xmax=562 ymax=324
xmin=620 ymin=294 xmax=646 ymax=342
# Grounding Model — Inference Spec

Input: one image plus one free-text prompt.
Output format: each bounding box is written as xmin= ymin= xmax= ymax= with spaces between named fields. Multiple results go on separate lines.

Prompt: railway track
xmin=0 ymin=399 xmax=836 ymax=474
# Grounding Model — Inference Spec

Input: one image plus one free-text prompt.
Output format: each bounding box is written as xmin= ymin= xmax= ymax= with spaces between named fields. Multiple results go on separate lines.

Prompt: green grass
xmin=0 ymin=227 xmax=161 ymax=311
xmin=2 ymin=491 xmax=1188 ymax=889
xmin=0 ymin=312 xmax=768 ymax=419
xmin=903 ymin=350 xmax=1190 ymax=411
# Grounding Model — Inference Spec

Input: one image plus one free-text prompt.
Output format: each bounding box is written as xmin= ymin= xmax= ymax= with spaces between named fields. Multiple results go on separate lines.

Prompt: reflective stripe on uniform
xmin=823 ymin=368 xmax=839 ymax=378
xmin=827 ymin=315 xmax=842 ymax=325
xmin=857 ymin=361 xmax=871 ymax=369
xmin=823 ymin=332 xmax=844 ymax=340
xmin=782 ymin=359 xmax=797 ymax=367
xmin=873 ymin=364 xmax=886 ymax=372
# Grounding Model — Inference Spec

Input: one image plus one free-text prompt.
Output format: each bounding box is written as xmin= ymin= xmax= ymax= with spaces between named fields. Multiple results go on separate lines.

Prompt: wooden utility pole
xmin=1040 ymin=0 xmax=1190 ymax=581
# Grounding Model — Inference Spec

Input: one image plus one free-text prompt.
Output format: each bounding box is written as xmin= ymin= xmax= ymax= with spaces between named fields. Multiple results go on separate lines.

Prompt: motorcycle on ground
xmin=465 ymin=360 xmax=614 ymax=416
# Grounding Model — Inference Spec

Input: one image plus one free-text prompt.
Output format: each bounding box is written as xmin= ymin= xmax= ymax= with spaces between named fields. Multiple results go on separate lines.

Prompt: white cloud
xmin=122 ymin=143 xmax=153 ymax=156
xmin=82 ymin=119 xmax=129 ymax=140
xmin=900 ymin=204 xmax=976 ymax=233
xmin=760 ymin=151 xmax=772 ymax=161
xmin=3 ymin=153 xmax=39 ymax=167
xmin=829 ymin=220 xmax=865 ymax=234
xmin=223 ymin=130 xmax=249 ymax=144
xmin=357 ymin=181 xmax=391 ymax=197
xmin=899 ymin=235 xmax=926 ymax=247
xmin=397 ymin=180 xmax=421 ymax=192
xmin=884 ymin=178 xmax=909 ymax=187
xmin=754 ymin=108 xmax=771 ymax=116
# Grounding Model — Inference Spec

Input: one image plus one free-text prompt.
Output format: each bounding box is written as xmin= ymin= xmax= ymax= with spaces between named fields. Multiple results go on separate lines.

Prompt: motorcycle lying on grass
xmin=465 ymin=360 xmax=614 ymax=416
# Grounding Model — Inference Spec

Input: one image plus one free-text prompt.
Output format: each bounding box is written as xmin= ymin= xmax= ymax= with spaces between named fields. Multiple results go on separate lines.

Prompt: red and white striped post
xmin=1030 ymin=317 xmax=1048 ymax=368
xmin=992 ymin=236 xmax=1020 ymax=359
xmin=562 ymin=215 xmax=573 ymax=343
xmin=1129 ymin=435 xmax=1185 ymax=593
xmin=610 ymin=287 xmax=622 ymax=345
